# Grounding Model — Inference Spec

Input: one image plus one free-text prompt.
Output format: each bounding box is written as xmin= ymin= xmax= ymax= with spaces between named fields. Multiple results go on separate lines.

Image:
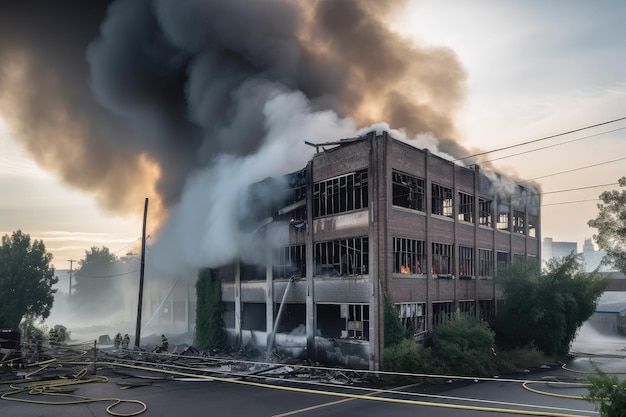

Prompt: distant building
xmin=542 ymin=237 xmax=616 ymax=273
xmin=542 ymin=237 xmax=577 ymax=263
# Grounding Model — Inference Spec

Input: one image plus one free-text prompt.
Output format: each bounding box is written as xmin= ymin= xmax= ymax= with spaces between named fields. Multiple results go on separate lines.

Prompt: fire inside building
xmin=214 ymin=131 xmax=541 ymax=370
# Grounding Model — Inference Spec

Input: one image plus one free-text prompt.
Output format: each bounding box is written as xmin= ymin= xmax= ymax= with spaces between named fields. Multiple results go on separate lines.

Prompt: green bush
xmin=431 ymin=315 xmax=498 ymax=376
xmin=383 ymin=338 xmax=437 ymax=374
xmin=585 ymin=364 xmax=626 ymax=417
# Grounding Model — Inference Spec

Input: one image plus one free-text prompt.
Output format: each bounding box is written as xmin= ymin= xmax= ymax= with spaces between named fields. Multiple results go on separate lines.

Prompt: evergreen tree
xmin=194 ymin=269 xmax=226 ymax=349
xmin=383 ymin=292 xmax=408 ymax=347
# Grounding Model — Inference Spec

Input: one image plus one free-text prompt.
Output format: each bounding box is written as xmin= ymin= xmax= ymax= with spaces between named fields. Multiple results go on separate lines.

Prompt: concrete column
xmin=305 ymin=161 xmax=316 ymax=361
xmin=266 ymin=246 xmax=274 ymax=348
xmin=234 ymin=260 xmax=242 ymax=347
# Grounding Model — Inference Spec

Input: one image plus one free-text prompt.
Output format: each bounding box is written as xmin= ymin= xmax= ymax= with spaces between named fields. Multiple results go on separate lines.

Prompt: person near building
xmin=159 ymin=334 xmax=169 ymax=353
xmin=114 ymin=332 xmax=122 ymax=349
xmin=122 ymin=334 xmax=130 ymax=350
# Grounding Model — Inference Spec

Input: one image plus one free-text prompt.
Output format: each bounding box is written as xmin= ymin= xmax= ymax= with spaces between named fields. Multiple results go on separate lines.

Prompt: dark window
xmin=459 ymin=300 xmax=476 ymax=318
xmin=393 ymin=237 xmax=425 ymax=274
xmin=513 ymin=253 xmax=525 ymax=264
xmin=392 ymin=171 xmax=425 ymax=211
xmin=496 ymin=251 xmax=509 ymax=274
xmin=478 ymin=249 xmax=493 ymax=278
xmin=458 ymin=192 xmax=474 ymax=223
xmin=479 ymin=299 xmax=495 ymax=321
xmin=432 ymin=242 xmax=454 ymax=275
xmin=313 ymin=169 xmax=368 ymax=217
xmin=479 ymin=198 xmax=492 ymax=227
xmin=433 ymin=301 xmax=453 ymax=327
xmin=458 ymin=246 xmax=474 ymax=277
xmin=314 ymin=237 xmax=368 ymax=276
xmin=513 ymin=210 xmax=525 ymax=234
xmin=432 ymin=184 xmax=454 ymax=217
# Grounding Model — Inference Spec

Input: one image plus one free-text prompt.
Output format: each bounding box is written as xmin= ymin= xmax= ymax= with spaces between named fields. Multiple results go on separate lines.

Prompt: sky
xmin=1 ymin=0 xmax=625 ymax=272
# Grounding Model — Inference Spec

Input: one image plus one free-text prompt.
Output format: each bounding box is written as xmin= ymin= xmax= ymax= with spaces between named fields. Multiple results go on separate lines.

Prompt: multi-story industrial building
xmin=216 ymin=131 xmax=541 ymax=370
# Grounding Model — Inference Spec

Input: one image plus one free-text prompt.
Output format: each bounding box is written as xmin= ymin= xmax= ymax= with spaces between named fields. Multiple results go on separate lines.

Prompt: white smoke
xmin=151 ymin=89 xmax=357 ymax=273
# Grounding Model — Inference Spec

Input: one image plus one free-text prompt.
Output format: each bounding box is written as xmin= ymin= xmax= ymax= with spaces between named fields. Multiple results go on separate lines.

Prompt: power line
xmin=476 ymin=127 xmax=626 ymax=164
xmin=454 ymin=116 xmax=626 ymax=162
xmin=74 ymin=268 xmax=140 ymax=279
xmin=542 ymin=182 xmax=617 ymax=195
xmin=529 ymin=156 xmax=626 ymax=181
xmin=542 ymin=198 xmax=600 ymax=207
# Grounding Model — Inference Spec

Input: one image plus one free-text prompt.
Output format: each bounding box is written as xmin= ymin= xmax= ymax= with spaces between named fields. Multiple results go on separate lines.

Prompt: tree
xmin=493 ymin=255 xmax=608 ymax=357
xmin=194 ymin=269 xmax=225 ymax=349
xmin=72 ymin=246 xmax=122 ymax=313
xmin=585 ymin=363 xmax=626 ymax=417
xmin=0 ymin=230 xmax=57 ymax=329
xmin=588 ymin=176 xmax=626 ymax=273
xmin=383 ymin=292 xmax=408 ymax=347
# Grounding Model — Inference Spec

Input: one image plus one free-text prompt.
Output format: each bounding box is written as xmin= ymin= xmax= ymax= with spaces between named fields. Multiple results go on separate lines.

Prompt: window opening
xmin=392 ymin=171 xmax=425 ymax=211
xmin=313 ymin=169 xmax=368 ymax=217
xmin=393 ymin=237 xmax=425 ymax=274
xmin=432 ymin=242 xmax=453 ymax=276
xmin=458 ymin=246 xmax=474 ymax=278
xmin=432 ymin=184 xmax=453 ymax=218
xmin=314 ymin=237 xmax=368 ymax=276
xmin=478 ymin=249 xmax=493 ymax=278
xmin=458 ymin=192 xmax=474 ymax=223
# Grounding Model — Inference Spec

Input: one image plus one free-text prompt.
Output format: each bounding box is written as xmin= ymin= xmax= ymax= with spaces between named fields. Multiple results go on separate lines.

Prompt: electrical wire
xmin=454 ymin=116 xmax=626 ymax=162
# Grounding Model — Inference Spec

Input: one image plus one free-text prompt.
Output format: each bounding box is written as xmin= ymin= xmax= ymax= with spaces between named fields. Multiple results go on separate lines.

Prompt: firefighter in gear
xmin=114 ymin=332 xmax=122 ymax=349
xmin=158 ymin=334 xmax=169 ymax=353
xmin=48 ymin=328 xmax=58 ymax=345
xmin=122 ymin=334 xmax=130 ymax=350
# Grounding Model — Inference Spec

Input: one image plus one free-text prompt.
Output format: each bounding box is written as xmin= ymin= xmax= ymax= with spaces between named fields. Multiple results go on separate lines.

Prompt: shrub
xmin=585 ymin=364 xmax=626 ymax=417
xmin=431 ymin=314 xmax=498 ymax=377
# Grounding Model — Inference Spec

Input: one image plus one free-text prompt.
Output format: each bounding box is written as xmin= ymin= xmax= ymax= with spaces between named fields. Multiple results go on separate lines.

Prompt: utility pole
xmin=134 ymin=197 xmax=149 ymax=350
xmin=68 ymin=259 xmax=76 ymax=297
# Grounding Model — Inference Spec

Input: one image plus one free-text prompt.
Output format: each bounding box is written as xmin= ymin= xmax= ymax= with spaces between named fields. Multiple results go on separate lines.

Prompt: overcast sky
xmin=1 ymin=0 xmax=625 ymax=268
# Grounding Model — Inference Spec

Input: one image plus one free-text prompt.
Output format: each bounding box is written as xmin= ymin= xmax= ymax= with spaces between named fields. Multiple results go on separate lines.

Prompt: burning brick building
xmin=215 ymin=131 xmax=541 ymax=370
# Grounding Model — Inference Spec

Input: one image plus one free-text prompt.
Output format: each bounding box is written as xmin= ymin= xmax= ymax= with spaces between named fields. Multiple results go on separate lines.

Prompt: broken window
xmin=479 ymin=299 xmax=495 ymax=322
xmin=273 ymin=303 xmax=306 ymax=334
xmin=273 ymin=245 xmax=306 ymax=279
xmin=458 ymin=192 xmax=474 ymax=223
xmin=513 ymin=210 xmax=525 ymax=234
xmin=458 ymin=246 xmax=474 ymax=278
xmin=393 ymin=237 xmax=425 ymax=275
xmin=432 ymin=242 xmax=453 ymax=276
xmin=240 ymin=262 xmax=266 ymax=281
xmin=433 ymin=301 xmax=453 ymax=327
xmin=496 ymin=251 xmax=509 ymax=274
xmin=528 ymin=214 xmax=538 ymax=238
xmin=432 ymin=184 xmax=454 ymax=218
xmin=478 ymin=249 xmax=493 ymax=278
xmin=479 ymin=198 xmax=492 ymax=227
xmin=396 ymin=302 xmax=426 ymax=339
xmin=513 ymin=253 xmax=525 ymax=264
xmin=392 ymin=171 xmax=425 ymax=211
xmin=458 ymin=300 xmax=476 ymax=318
xmin=316 ymin=303 xmax=369 ymax=340
xmin=497 ymin=203 xmax=510 ymax=231
xmin=314 ymin=237 xmax=368 ymax=276
xmin=313 ymin=169 xmax=368 ymax=217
